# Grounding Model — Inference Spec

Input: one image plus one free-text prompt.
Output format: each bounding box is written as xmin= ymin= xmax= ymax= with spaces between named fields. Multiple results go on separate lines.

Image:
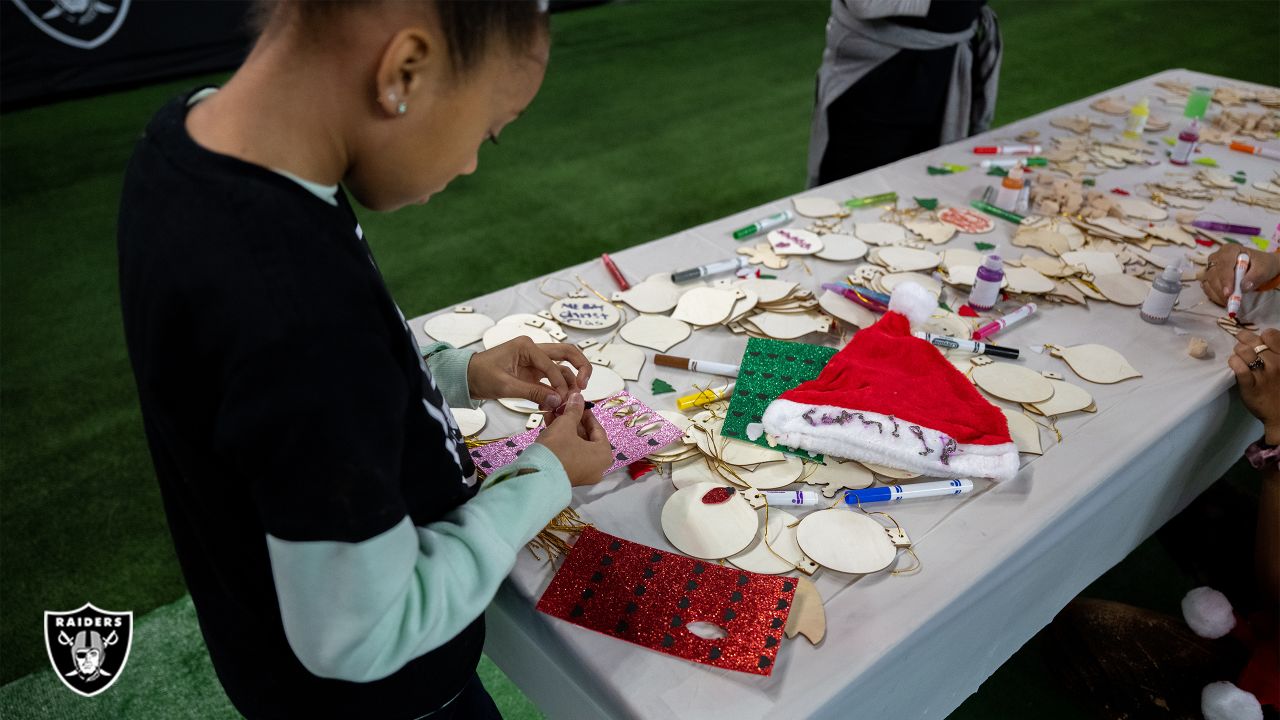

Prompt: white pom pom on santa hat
xmin=887 ymin=281 xmax=938 ymax=327
xmin=1181 ymin=586 xmax=1236 ymax=639
xmin=1202 ymin=681 xmax=1263 ymax=720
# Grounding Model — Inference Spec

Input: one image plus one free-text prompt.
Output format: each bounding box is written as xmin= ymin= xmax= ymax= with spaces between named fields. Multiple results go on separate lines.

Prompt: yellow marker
xmin=675 ymin=382 xmax=735 ymax=411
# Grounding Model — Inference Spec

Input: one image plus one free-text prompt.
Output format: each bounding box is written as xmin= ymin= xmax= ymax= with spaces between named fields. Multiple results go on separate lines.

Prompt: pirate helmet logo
xmin=44 ymin=603 xmax=133 ymax=697
xmin=11 ymin=0 xmax=132 ymax=50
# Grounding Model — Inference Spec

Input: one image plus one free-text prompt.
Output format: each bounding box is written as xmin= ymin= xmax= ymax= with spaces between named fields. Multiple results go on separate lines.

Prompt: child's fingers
xmin=580 ymin=408 xmax=606 ymax=443
xmin=516 ymin=341 xmax=571 ymax=400
xmin=542 ymin=344 xmax=593 ymax=389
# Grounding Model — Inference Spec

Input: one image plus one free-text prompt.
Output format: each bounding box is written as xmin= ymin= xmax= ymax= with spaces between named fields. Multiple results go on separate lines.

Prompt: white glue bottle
xmin=1140 ymin=264 xmax=1183 ymax=324
xmin=968 ymin=254 xmax=1004 ymax=311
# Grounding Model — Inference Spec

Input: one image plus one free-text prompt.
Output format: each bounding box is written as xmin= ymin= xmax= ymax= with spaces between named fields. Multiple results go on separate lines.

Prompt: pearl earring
xmin=396 ymin=101 xmax=407 ymax=115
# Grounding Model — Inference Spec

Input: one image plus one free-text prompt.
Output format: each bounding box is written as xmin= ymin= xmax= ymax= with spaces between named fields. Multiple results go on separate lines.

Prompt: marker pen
xmin=973 ymin=144 xmax=1042 ymax=155
xmin=844 ymin=479 xmax=974 ymax=504
xmin=1192 ymin=220 xmax=1263 ymax=236
xmin=1227 ymin=252 xmax=1250 ymax=319
xmin=601 ymin=253 xmax=630 ymax=291
xmin=732 ymin=210 xmax=793 ymax=240
xmin=971 ymin=199 xmax=1025 ymax=224
xmin=675 ymin=383 xmax=735 ymax=411
xmin=671 ymin=257 xmax=748 ymax=283
xmin=913 ymin=332 xmax=1020 ymax=359
xmin=979 ymin=157 xmax=1048 ymax=168
xmin=843 ymin=191 xmax=899 ymax=209
xmin=654 ymin=355 xmax=740 ymax=378
xmin=972 ymin=303 xmax=1037 ymax=341
xmin=821 ymin=282 xmax=889 ymax=313
xmin=1228 ymin=141 xmax=1280 ymax=161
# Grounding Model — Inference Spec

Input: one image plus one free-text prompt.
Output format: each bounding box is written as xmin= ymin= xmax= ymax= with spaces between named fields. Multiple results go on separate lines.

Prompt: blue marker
xmin=763 ymin=478 xmax=974 ymax=507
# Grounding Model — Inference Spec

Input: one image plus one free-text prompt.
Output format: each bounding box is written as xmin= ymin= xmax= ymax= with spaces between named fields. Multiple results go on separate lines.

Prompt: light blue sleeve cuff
xmin=421 ymin=342 xmax=480 ymax=409
xmin=480 ymin=442 xmax=570 ymax=499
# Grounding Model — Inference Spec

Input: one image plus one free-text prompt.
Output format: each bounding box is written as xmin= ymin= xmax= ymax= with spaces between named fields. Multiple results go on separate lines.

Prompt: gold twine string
xmin=536 ymin=276 xmax=578 ymax=301
xmin=527 ymin=507 xmax=592 ymax=563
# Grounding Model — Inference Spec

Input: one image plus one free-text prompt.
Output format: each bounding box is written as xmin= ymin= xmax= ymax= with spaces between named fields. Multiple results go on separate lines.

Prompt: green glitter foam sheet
xmin=721 ymin=338 xmax=838 ymax=461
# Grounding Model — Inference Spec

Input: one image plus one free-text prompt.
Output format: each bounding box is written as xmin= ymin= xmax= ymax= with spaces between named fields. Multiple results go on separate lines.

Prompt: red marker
xmin=600 ymin=253 xmax=630 ymax=291
xmin=973 ymin=144 xmax=1042 ymax=155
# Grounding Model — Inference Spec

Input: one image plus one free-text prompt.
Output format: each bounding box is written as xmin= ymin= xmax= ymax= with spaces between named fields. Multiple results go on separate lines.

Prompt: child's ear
xmin=374 ymin=27 xmax=442 ymax=118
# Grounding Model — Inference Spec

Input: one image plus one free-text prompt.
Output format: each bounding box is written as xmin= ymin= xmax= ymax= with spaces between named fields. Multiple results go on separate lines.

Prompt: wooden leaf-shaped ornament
xmin=1048 ymin=344 xmax=1141 ymax=384
xmin=611 ymin=273 xmax=683 ymax=314
xmin=422 ymin=307 xmax=495 ymax=348
xmin=1000 ymin=408 xmax=1043 ymax=455
xmin=971 ymin=362 xmax=1055 ymax=403
xmin=1027 ymin=379 xmax=1094 ymax=417
xmin=619 ymin=315 xmax=691 ymax=352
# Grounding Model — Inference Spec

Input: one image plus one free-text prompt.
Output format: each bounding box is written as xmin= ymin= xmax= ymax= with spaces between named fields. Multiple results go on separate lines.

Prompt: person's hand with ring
xmin=1201 ymin=246 xmax=1280 ymax=307
xmin=1229 ymin=328 xmax=1280 ymax=445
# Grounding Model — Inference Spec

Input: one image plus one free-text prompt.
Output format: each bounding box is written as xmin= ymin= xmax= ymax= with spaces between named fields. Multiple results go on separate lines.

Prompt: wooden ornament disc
xmin=744 ymin=312 xmax=832 ymax=340
xmin=1085 ymin=216 xmax=1146 ymax=240
xmin=597 ymin=342 xmax=646 ymax=381
xmin=876 ymin=246 xmax=941 ymax=272
xmin=1000 ymin=408 xmax=1043 ymax=455
xmin=796 ymin=509 xmax=896 ymax=575
xmin=1052 ymin=344 xmax=1141 ymax=384
xmin=818 ymin=289 xmax=878 ymax=329
xmin=1003 ymin=266 xmax=1057 ymax=295
xmin=548 ymin=297 xmax=621 ymax=330
xmin=739 ymin=456 xmax=805 ymax=490
xmin=671 ymin=287 xmax=741 ymax=327
xmin=904 ymin=220 xmax=957 ymax=245
xmin=1091 ymin=273 xmax=1150 ymax=306
xmin=619 ymin=314 xmax=691 ymax=352
xmin=671 ymin=459 xmax=722 ymax=490
xmin=1114 ymin=197 xmax=1169 ymax=221
xmin=938 ymin=207 xmax=994 ymax=234
xmin=1012 ymin=228 xmax=1071 ymax=256
xmin=497 ymin=396 xmax=540 ymax=414
xmin=793 ymin=196 xmax=844 ymax=218
xmin=1030 ymin=379 xmax=1094 ymax=416
xmin=482 ymin=322 xmax=553 ymax=349
xmin=580 ymin=364 xmax=626 ymax=402
xmin=660 ymin=482 xmax=759 ymax=560
xmin=449 ymin=407 xmax=487 ymax=437
xmin=940 ymin=248 xmax=986 ymax=271
xmin=727 ymin=509 xmax=806 ymax=575
xmin=854 ymin=222 xmax=909 ymax=246
xmin=422 ymin=310 xmax=495 ymax=348
xmin=859 ymin=462 xmax=921 ymax=480
xmin=1062 ymin=250 xmax=1124 ymax=277
xmin=613 ymin=273 xmax=683 ymax=314
xmin=882 ymin=272 xmax=942 ymax=297
xmin=943 ymin=265 xmax=1008 ymax=289
xmin=767 ymin=228 xmax=824 ymax=256
xmin=814 ymin=234 xmax=869 ymax=262
xmin=1147 ymin=224 xmax=1196 ymax=247
xmin=804 ymin=459 xmax=875 ymax=497
xmin=735 ymin=277 xmax=797 ymax=304
xmin=971 ymin=362 xmax=1055 ymax=403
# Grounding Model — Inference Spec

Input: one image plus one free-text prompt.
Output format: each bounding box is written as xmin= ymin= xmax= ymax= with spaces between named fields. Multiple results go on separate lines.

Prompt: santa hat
xmin=761 ymin=282 xmax=1020 ymax=481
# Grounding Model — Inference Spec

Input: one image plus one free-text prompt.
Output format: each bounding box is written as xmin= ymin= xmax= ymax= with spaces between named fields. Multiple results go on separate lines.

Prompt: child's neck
xmin=186 ymin=41 xmax=351 ymax=186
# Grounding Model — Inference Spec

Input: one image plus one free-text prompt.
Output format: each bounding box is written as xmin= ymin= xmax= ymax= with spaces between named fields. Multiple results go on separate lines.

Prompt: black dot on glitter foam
xmin=480 ymin=461 xmax=492 ymax=469
xmin=650 ymin=552 xmax=662 ymax=563
xmin=615 ymin=452 xmax=628 ymax=462
xmin=749 ymin=351 xmax=761 ymax=357
xmin=730 ymin=591 xmax=743 ymax=602
xmin=634 ymin=585 xmax=646 ymax=596
xmin=609 ymin=541 xmax=622 ymax=551
xmin=758 ymin=655 xmax=772 ymax=669
xmin=581 ymin=588 xmax=594 ymax=600
xmin=505 ymin=440 xmax=517 ymax=447
xmin=785 ymin=355 xmax=796 ymax=362
xmin=661 ymin=634 xmax=675 ymax=648
xmin=755 ymin=392 xmax=769 ymax=400
xmin=686 ymin=580 xmax=698 ymax=591
xmin=693 ymin=563 xmax=705 ymax=574
xmin=737 ymin=575 xmax=749 ymax=586
xmin=766 ymin=353 xmax=778 ymax=359
xmin=615 ymin=620 xmax=628 ymax=633
xmin=591 ymin=571 xmax=604 ymax=583
xmin=647 ymin=438 xmax=660 ymax=446
xmin=570 ymin=605 xmax=584 ymax=617
xmin=762 ymin=372 xmax=774 ymax=379
xmin=601 ymin=555 xmax=613 ymax=566
xmin=642 ymin=568 xmax=655 ymax=579
xmin=709 ymin=647 xmax=722 ymax=661
xmin=771 ymin=617 xmax=783 ymax=629
xmin=777 ymin=598 xmax=789 ymax=610
xmin=765 ymin=636 xmax=778 ymax=648
xmin=782 ymin=580 xmax=794 ymax=592
xmin=678 ymin=597 xmax=691 ymax=609
xmin=671 ymin=615 xmax=684 ymax=628
xmin=722 ymin=608 xmax=737 ymax=622
xmin=625 ymin=602 xmax=638 ymax=614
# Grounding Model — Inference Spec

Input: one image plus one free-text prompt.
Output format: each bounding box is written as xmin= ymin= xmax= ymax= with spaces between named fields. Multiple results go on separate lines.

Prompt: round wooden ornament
xmin=814 ymin=234 xmax=869 ymax=262
xmin=482 ymin=322 xmax=553 ymax=349
xmin=1048 ymin=344 xmax=1141 ymax=384
xmin=875 ymin=246 xmax=941 ymax=273
xmin=548 ymin=295 xmax=621 ymax=330
xmin=904 ymin=220 xmax=957 ymax=245
xmin=727 ymin=509 xmax=807 ymax=575
xmin=767 ymin=228 xmax=824 ymax=256
xmin=735 ymin=277 xmax=797 ymax=304
xmin=792 ymin=196 xmax=844 ymax=218
xmin=619 ymin=314 xmax=691 ymax=352
xmin=449 ymin=407 xmax=487 ymax=437
xmin=579 ymin=363 xmax=626 ymax=402
xmin=818 ymin=289 xmax=878 ymax=329
xmin=1090 ymin=273 xmax=1150 ymax=306
xmin=796 ymin=509 xmax=897 ymax=575
xmin=660 ymin=482 xmax=760 ymax=560
xmin=854 ymin=222 xmax=909 ymax=246
xmin=938 ymin=207 xmax=994 ymax=234
xmin=612 ymin=273 xmax=684 ymax=314
xmin=1114 ymin=197 xmax=1168 ymax=221
xmin=671 ymin=458 xmax=723 ymax=490
xmin=422 ymin=308 xmax=495 ymax=348
xmin=971 ymin=362 xmax=1055 ymax=403
xmin=737 ymin=456 xmax=805 ymax=490
xmin=1002 ymin=266 xmax=1057 ymax=295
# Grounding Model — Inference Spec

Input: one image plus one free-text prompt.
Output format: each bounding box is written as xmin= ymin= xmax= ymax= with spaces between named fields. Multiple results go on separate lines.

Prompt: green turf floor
xmin=2 ymin=0 xmax=1277 ymax=717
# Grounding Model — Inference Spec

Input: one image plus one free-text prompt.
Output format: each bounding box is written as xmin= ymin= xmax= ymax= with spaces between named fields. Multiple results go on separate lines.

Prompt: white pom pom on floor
xmin=887 ymin=282 xmax=938 ymax=328
xmin=1202 ymin=681 xmax=1262 ymax=720
xmin=1181 ymin=586 xmax=1236 ymax=639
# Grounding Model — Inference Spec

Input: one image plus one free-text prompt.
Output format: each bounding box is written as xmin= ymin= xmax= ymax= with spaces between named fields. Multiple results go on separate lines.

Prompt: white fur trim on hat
xmin=887 ymin=282 xmax=937 ymax=328
xmin=761 ymin=399 xmax=1019 ymax=481
xmin=1201 ymin=681 xmax=1263 ymax=720
xmin=1182 ymin=586 xmax=1236 ymax=639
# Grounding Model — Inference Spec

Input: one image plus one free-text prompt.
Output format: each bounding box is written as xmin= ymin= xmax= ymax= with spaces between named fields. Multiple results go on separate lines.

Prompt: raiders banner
xmin=1 ymin=0 xmax=254 ymax=111
xmin=44 ymin=603 xmax=134 ymax=697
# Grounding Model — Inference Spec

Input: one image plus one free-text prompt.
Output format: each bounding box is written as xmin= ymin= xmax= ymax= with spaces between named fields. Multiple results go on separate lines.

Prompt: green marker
xmin=844 ymin=191 xmax=898 ymax=209
xmin=732 ymin=210 xmax=793 ymax=240
xmin=970 ymin=199 xmax=1025 ymax=224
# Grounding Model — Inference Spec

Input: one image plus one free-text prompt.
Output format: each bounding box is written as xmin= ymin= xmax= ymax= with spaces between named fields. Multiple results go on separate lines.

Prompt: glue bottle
xmin=994 ymin=168 xmax=1024 ymax=212
xmin=1169 ymin=119 xmax=1200 ymax=166
xmin=968 ymin=254 xmax=1004 ymax=311
xmin=1123 ymin=97 xmax=1149 ymax=139
xmin=1140 ymin=264 xmax=1183 ymax=324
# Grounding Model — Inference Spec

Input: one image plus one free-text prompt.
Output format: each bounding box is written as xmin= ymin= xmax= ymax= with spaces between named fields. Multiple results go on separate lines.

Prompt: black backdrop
xmin=2 ymin=0 xmax=255 ymax=111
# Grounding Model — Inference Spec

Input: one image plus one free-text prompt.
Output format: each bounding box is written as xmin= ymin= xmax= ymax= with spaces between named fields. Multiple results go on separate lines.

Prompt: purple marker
xmin=1191 ymin=220 xmax=1263 ymax=236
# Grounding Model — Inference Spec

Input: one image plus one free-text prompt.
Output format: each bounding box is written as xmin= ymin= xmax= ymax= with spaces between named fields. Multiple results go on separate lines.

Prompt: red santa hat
xmin=761 ymin=282 xmax=1020 ymax=481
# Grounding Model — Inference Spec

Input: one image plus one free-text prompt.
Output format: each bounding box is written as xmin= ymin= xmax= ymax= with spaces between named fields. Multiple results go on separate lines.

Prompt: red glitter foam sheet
xmin=536 ymin=527 xmax=797 ymax=676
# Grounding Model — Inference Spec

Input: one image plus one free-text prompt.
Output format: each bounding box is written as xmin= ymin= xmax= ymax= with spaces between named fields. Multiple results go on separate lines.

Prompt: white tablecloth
xmin=409 ymin=70 xmax=1280 ymax=719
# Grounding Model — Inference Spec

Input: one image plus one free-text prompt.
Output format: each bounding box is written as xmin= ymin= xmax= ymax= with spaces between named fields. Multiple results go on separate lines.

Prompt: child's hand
xmin=536 ymin=393 xmax=612 ymax=486
xmin=467 ymin=338 xmax=592 ymax=409
xmin=1201 ymin=246 xmax=1280 ymax=306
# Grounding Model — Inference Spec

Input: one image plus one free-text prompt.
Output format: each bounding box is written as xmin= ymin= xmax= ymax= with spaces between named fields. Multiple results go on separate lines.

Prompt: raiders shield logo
xmin=44 ymin=603 xmax=133 ymax=697
xmin=11 ymin=0 xmax=132 ymax=50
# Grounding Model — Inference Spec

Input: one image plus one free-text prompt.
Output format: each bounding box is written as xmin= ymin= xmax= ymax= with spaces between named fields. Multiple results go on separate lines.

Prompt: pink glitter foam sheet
xmin=470 ymin=392 xmax=684 ymax=477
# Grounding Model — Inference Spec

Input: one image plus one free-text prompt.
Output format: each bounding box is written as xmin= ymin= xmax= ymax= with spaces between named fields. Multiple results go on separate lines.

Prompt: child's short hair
xmin=253 ymin=0 xmax=548 ymax=73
